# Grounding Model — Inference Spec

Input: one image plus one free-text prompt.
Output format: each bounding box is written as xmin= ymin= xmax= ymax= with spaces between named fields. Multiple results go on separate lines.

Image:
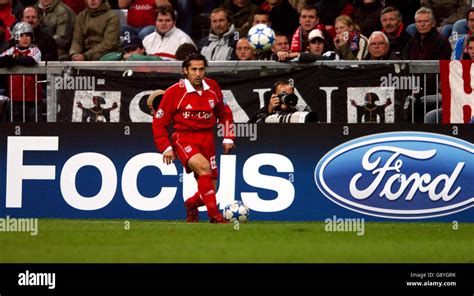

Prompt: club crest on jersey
xmin=208 ymin=99 xmax=215 ymax=108
xmin=155 ymin=108 xmax=164 ymax=118
xmin=185 ymin=145 xmax=192 ymax=153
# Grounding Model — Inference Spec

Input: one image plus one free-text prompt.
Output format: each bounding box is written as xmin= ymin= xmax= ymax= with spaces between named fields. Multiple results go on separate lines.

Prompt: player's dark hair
xmin=182 ymin=52 xmax=208 ymax=68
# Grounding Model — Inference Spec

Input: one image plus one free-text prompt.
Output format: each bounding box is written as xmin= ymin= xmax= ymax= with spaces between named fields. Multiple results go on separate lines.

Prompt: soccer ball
xmin=247 ymin=24 xmax=275 ymax=52
xmin=223 ymin=201 xmax=250 ymax=223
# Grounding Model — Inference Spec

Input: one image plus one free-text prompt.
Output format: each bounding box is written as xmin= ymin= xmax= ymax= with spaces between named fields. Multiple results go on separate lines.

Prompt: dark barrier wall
xmin=0 ymin=123 xmax=472 ymax=222
xmin=56 ymin=64 xmax=415 ymax=123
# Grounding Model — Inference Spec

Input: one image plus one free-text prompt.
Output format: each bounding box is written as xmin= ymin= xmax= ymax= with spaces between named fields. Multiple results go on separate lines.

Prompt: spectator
xmin=353 ymin=0 xmax=383 ymax=38
xmin=170 ymin=0 xmax=220 ymax=37
xmin=100 ymin=35 xmax=162 ymax=60
xmin=260 ymin=0 xmax=299 ymax=39
xmin=142 ymin=5 xmax=194 ymax=60
xmin=22 ymin=6 xmax=57 ymax=61
xmin=452 ymin=8 xmax=474 ymax=60
xmin=403 ymin=7 xmax=452 ymax=60
xmin=312 ymin=0 xmax=355 ymax=38
xmin=36 ymin=0 xmax=75 ymax=60
xmin=252 ymin=8 xmax=270 ymax=26
xmin=384 ymin=0 xmax=420 ymax=26
xmin=221 ymin=0 xmax=258 ymax=37
xmin=0 ymin=19 xmax=9 ymax=52
xmin=416 ymin=0 xmax=470 ymax=38
xmin=199 ymin=7 xmax=237 ymax=61
xmin=333 ymin=15 xmax=368 ymax=60
xmin=118 ymin=0 xmax=161 ymax=40
xmin=0 ymin=22 xmax=42 ymax=122
xmin=269 ymin=32 xmax=290 ymax=60
xmin=8 ymin=0 xmax=24 ymax=19
xmin=175 ymin=42 xmax=197 ymax=60
xmin=279 ymin=29 xmax=339 ymax=62
xmin=380 ymin=6 xmax=412 ymax=59
xmin=290 ymin=5 xmax=327 ymax=53
xmin=234 ymin=36 xmax=256 ymax=60
xmin=70 ymin=0 xmax=121 ymax=61
xmin=466 ymin=34 xmax=474 ymax=58
xmin=364 ymin=31 xmax=397 ymax=60
xmin=0 ymin=0 xmax=24 ymax=40
xmin=61 ymin=0 xmax=85 ymax=15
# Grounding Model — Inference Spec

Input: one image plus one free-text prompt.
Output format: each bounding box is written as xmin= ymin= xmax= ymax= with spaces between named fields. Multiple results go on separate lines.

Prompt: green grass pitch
xmin=0 ymin=219 xmax=473 ymax=263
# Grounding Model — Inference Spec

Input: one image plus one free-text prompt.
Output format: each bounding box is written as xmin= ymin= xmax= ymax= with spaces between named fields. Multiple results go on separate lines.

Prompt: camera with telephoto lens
xmin=278 ymin=92 xmax=298 ymax=107
xmin=264 ymin=111 xmax=318 ymax=123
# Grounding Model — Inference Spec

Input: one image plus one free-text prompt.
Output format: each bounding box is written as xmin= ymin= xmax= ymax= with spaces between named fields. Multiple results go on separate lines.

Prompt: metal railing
xmin=0 ymin=60 xmax=442 ymax=123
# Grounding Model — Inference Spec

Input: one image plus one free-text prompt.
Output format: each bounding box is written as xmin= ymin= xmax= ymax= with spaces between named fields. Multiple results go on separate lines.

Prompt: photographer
xmin=249 ymin=79 xmax=317 ymax=123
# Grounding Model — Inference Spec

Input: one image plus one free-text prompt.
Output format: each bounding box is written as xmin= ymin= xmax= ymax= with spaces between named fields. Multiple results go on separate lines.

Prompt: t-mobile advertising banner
xmin=55 ymin=64 xmax=416 ymax=123
xmin=0 ymin=124 xmax=472 ymax=222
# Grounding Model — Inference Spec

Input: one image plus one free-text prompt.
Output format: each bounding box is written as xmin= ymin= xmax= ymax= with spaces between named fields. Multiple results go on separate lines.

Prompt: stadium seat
xmin=449 ymin=33 xmax=466 ymax=50
xmin=113 ymin=9 xmax=129 ymax=27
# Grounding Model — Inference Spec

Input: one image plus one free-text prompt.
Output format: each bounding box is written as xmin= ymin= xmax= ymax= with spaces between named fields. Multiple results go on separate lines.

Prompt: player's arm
xmin=152 ymin=89 xmax=176 ymax=163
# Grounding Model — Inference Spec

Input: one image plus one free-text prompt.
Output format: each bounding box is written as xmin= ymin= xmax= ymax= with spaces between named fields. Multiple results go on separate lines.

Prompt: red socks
xmin=197 ymin=174 xmax=221 ymax=219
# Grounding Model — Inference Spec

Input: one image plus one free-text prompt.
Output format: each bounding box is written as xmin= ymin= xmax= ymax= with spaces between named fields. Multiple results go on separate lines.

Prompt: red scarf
xmin=290 ymin=24 xmax=325 ymax=52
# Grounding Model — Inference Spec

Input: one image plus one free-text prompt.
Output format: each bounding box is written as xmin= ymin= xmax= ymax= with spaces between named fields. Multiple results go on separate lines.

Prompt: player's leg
xmin=188 ymin=153 xmax=227 ymax=223
xmin=172 ymin=138 xmax=204 ymax=222
xmin=184 ymin=191 xmax=203 ymax=223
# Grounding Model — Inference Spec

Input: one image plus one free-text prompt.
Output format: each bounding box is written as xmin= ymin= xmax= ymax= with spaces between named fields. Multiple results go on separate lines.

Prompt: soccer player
xmin=152 ymin=53 xmax=235 ymax=224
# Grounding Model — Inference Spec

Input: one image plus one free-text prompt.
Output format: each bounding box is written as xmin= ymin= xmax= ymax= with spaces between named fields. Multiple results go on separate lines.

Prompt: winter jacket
xmin=142 ymin=26 xmax=194 ymax=60
xmin=199 ymin=24 xmax=237 ymax=61
xmin=404 ymin=28 xmax=452 ymax=60
xmin=69 ymin=1 xmax=121 ymax=60
xmin=36 ymin=0 xmax=75 ymax=59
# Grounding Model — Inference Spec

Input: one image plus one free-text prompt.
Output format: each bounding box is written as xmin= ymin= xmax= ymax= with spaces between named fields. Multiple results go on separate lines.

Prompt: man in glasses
xmin=364 ymin=31 xmax=397 ymax=60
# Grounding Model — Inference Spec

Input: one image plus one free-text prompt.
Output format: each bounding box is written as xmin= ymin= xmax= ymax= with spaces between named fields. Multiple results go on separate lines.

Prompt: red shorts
xmin=172 ymin=131 xmax=217 ymax=179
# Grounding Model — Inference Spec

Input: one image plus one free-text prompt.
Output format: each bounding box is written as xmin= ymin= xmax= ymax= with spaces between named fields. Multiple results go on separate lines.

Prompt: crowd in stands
xmin=0 ymin=0 xmax=472 ymax=122
xmin=0 ymin=0 xmax=471 ymax=63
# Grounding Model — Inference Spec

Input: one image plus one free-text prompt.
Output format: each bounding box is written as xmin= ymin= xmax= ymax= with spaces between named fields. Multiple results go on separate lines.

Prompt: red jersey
xmin=152 ymin=77 xmax=234 ymax=153
xmin=127 ymin=0 xmax=157 ymax=28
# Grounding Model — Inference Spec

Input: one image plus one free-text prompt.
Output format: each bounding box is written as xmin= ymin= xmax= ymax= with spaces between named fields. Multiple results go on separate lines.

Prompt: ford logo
xmin=315 ymin=132 xmax=473 ymax=219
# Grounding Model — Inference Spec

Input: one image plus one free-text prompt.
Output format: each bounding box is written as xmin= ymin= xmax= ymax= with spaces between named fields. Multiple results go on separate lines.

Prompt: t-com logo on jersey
xmin=314 ymin=132 xmax=473 ymax=219
xmin=182 ymin=111 xmax=213 ymax=120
